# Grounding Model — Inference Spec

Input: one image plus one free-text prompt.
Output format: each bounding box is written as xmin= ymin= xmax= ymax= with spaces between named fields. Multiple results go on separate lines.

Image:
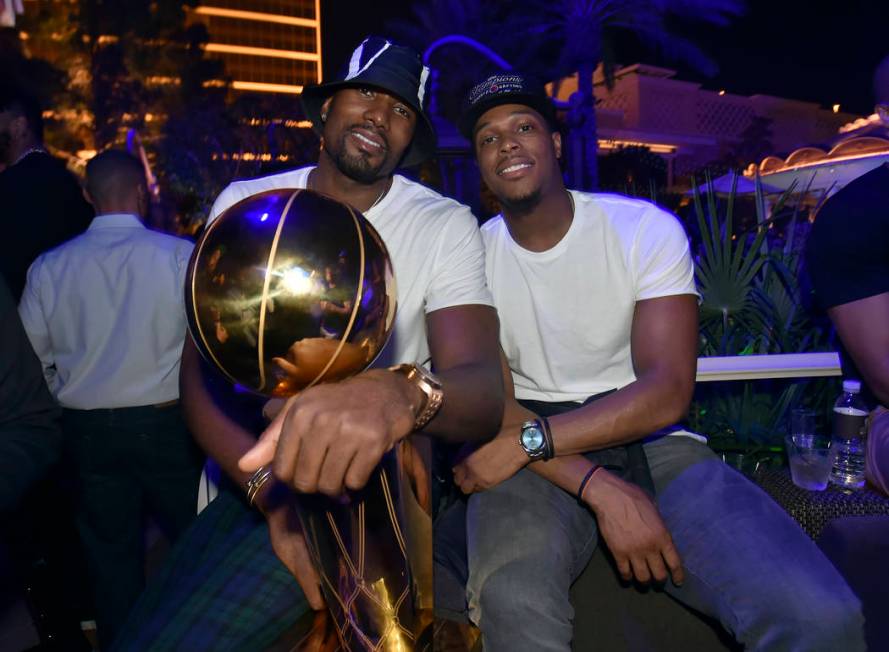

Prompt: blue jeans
xmin=450 ymin=435 xmax=865 ymax=651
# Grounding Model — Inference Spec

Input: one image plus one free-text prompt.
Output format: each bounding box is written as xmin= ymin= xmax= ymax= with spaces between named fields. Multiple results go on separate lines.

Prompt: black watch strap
xmin=539 ymin=415 xmax=555 ymax=460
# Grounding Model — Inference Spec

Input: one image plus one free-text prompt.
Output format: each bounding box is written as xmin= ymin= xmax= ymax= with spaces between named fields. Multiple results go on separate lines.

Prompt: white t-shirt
xmin=482 ymin=190 xmax=698 ymax=404
xmin=209 ymin=166 xmax=493 ymax=368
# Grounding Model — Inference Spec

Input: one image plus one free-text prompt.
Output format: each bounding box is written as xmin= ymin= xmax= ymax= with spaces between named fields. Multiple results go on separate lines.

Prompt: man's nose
xmin=499 ymin=135 xmax=519 ymax=153
xmin=364 ymin=99 xmax=389 ymax=129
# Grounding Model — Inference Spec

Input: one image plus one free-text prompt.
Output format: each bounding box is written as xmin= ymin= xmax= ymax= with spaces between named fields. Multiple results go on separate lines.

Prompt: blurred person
xmin=113 ymin=36 xmax=502 ymax=651
xmin=806 ymin=56 xmax=889 ymax=496
xmin=18 ymin=149 xmax=204 ymax=649
xmin=0 ymin=85 xmax=93 ymax=299
xmin=0 ymin=276 xmax=90 ymax=651
xmin=0 ymin=84 xmax=95 ymax=651
xmin=441 ymin=72 xmax=866 ymax=651
xmin=0 ymin=274 xmax=60 ymax=513
xmin=807 ymin=163 xmax=889 ymax=494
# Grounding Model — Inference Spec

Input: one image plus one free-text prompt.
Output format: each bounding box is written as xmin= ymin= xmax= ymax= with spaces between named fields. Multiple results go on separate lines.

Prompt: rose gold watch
xmin=388 ymin=363 xmax=444 ymax=431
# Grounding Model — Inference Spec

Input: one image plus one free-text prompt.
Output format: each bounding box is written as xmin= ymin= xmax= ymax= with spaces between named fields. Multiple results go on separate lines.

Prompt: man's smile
xmin=350 ymin=128 xmax=387 ymax=153
xmin=497 ymin=158 xmax=534 ymax=178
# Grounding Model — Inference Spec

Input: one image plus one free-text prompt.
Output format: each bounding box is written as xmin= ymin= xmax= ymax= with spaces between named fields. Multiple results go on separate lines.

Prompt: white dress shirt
xmin=18 ymin=213 xmax=194 ymax=409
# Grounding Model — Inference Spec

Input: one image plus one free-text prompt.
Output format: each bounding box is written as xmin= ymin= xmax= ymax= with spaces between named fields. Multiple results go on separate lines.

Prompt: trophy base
xmin=266 ymin=609 xmax=438 ymax=651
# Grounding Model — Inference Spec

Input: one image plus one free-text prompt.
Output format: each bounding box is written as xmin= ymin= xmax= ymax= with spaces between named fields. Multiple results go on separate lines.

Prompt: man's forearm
xmin=419 ymin=305 xmax=504 ymax=443
xmin=549 ymin=372 xmax=692 ymax=456
xmin=421 ymin=360 xmax=503 ymax=443
xmin=529 ymin=455 xmax=595 ymax=497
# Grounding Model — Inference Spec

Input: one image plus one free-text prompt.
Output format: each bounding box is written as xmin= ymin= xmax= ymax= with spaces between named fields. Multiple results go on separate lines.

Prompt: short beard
xmin=499 ymin=189 xmax=543 ymax=217
xmin=325 ymin=131 xmax=390 ymax=185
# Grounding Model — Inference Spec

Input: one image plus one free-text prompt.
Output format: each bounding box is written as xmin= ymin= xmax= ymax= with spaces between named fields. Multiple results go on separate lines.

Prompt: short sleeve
xmin=806 ymin=166 xmax=889 ymax=310
xmin=632 ymin=208 xmax=698 ymax=301
xmin=424 ymin=207 xmax=493 ymax=313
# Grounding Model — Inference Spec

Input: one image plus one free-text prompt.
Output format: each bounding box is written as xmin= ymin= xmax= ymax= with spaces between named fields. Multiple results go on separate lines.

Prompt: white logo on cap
xmin=345 ymin=38 xmax=392 ymax=80
xmin=418 ymin=65 xmax=430 ymax=105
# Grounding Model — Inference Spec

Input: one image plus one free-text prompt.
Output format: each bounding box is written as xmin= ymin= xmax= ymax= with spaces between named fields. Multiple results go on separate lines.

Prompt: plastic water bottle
xmin=829 ymin=379 xmax=868 ymax=489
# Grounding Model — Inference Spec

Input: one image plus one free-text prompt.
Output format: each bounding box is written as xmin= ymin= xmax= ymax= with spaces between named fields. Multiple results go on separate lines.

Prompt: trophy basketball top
xmin=185 ymin=188 xmax=397 ymax=397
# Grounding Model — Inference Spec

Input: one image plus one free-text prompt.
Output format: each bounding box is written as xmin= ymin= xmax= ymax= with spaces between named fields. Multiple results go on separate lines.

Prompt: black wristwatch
xmin=519 ymin=418 xmax=551 ymax=461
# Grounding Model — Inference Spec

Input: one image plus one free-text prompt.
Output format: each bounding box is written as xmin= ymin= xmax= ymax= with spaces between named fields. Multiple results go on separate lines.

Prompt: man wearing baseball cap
xmin=114 ymin=37 xmax=503 ymax=650
xmin=446 ymin=72 xmax=865 ymax=651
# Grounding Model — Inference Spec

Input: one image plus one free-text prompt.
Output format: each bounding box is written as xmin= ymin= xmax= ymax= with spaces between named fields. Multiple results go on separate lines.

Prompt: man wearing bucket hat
xmin=113 ymin=37 xmax=503 ymax=650
xmin=443 ymin=72 xmax=865 ymax=651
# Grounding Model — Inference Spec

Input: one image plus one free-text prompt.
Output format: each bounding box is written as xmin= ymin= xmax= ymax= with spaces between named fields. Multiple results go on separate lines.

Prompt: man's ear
xmin=551 ymin=131 xmax=562 ymax=160
xmin=82 ymin=186 xmax=95 ymax=207
xmin=320 ymin=96 xmax=333 ymax=124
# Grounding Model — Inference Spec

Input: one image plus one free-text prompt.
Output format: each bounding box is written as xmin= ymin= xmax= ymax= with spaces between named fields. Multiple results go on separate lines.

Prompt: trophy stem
xmin=293 ymin=437 xmax=433 ymax=651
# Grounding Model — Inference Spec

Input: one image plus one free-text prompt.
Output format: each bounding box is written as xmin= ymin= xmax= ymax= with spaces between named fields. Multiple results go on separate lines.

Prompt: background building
xmin=552 ymin=64 xmax=860 ymax=186
xmin=187 ymin=1 xmax=322 ymax=94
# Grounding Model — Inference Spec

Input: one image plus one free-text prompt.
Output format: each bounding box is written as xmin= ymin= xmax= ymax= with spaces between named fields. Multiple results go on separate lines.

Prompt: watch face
xmin=521 ymin=425 xmax=545 ymax=451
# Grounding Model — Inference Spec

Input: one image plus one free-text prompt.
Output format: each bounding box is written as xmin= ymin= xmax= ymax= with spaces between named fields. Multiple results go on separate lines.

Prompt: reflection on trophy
xmin=186 ymin=188 xmax=432 ymax=650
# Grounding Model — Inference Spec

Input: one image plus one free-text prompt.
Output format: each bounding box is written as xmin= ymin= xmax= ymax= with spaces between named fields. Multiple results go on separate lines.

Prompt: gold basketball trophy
xmin=186 ymin=189 xmax=432 ymax=651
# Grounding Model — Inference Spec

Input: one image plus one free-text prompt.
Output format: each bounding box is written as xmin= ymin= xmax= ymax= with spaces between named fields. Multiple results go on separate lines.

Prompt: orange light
xmin=832 ymin=104 xmax=841 ymax=113
xmin=718 ymin=90 xmax=726 ymax=96
xmin=204 ymin=43 xmax=319 ymax=62
xmin=194 ymin=6 xmax=318 ymax=28
xmin=597 ymin=139 xmax=677 ymax=154
xmin=231 ymin=81 xmax=305 ymax=94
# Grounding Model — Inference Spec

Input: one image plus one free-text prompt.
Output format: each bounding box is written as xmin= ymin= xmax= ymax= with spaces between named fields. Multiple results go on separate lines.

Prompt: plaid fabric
xmin=112 ymin=489 xmax=308 ymax=651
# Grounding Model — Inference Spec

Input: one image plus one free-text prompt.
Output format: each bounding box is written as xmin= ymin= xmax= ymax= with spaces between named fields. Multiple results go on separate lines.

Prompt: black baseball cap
xmin=458 ymin=72 xmax=558 ymax=140
xmin=301 ymin=36 xmax=436 ymax=167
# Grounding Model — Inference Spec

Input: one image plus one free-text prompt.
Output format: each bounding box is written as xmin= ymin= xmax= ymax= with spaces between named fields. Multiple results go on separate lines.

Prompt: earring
xmin=321 ymin=113 xmax=327 ymax=123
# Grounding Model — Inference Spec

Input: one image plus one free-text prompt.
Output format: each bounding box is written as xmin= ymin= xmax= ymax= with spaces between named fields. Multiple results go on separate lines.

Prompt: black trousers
xmin=62 ymin=403 xmax=205 ymax=650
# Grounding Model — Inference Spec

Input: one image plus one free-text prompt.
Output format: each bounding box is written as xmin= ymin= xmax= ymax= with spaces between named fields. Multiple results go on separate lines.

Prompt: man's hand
xmin=297 ymin=611 xmax=341 ymax=652
xmin=256 ymin=480 xmax=326 ymax=610
xmin=239 ymin=369 xmax=420 ymax=495
xmin=582 ymin=469 xmax=684 ymax=586
xmin=453 ymin=401 xmax=532 ymax=493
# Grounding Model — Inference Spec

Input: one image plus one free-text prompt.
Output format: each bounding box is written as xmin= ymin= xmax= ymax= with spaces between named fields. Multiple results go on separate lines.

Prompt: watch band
xmin=539 ymin=415 xmax=555 ymax=460
xmin=388 ymin=363 xmax=444 ymax=431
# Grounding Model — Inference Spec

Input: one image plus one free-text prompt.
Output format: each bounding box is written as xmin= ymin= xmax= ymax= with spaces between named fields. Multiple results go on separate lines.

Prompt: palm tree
xmin=505 ymin=0 xmax=745 ymax=189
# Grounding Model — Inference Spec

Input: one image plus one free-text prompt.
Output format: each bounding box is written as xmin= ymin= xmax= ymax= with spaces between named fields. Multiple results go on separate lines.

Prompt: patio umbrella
xmin=755 ymin=136 xmax=889 ymax=194
xmin=759 ymin=151 xmax=889 ymax=194
xmin=685 ymin=173 xmax=781 ymax=196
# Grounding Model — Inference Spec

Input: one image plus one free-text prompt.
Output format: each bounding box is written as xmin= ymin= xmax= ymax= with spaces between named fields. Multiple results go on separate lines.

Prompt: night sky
xmin=322 ymin=0 xmax=888 ymax=116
